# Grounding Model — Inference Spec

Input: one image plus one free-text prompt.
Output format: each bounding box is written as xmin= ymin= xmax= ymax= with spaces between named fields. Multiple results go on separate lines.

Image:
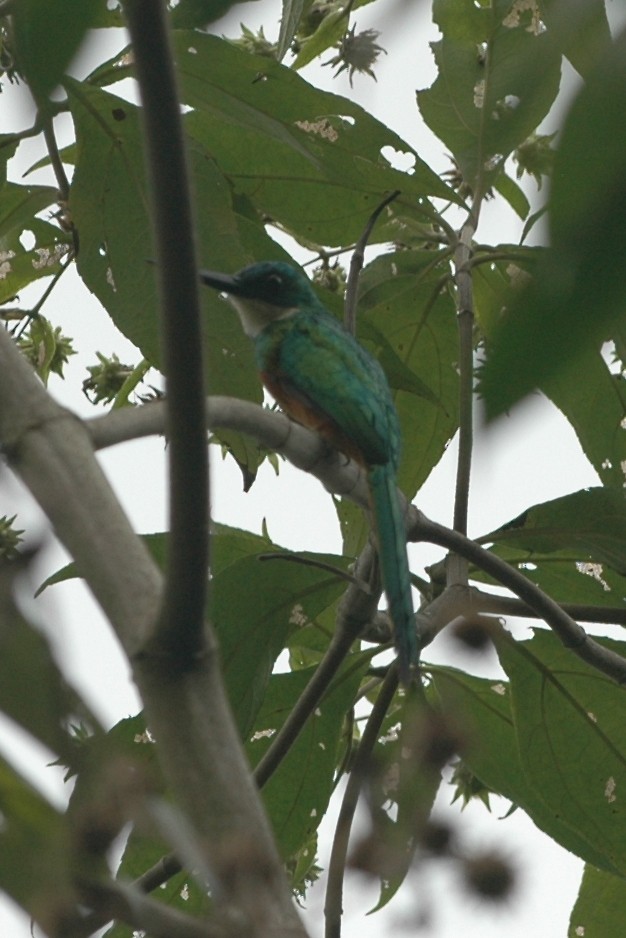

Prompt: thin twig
xmin=344 ymin=189 xmax=400 ymax=334
xmin=324 ymin=666 xmax=399 ymax=938
xmin=11 ymin=256 xmax=72 ymax=339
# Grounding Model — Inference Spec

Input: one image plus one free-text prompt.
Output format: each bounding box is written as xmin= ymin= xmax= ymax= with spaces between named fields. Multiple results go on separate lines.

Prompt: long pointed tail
xmin=367 ymin=465 xmax=417 ymax=683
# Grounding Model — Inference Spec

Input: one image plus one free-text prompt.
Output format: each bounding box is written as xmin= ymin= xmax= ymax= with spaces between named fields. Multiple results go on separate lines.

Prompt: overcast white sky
xmin=1 ymin=1 xmax=615 ymax=935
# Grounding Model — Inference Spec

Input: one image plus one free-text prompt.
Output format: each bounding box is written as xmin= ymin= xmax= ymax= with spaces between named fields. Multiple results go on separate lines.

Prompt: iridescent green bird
xmin=201 ymin=261 xmax=417 ymax=682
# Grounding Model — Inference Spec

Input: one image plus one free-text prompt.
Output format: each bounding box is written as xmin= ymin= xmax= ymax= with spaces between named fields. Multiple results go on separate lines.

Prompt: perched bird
xmin=201 ymin=261 xmax=417 ymax=682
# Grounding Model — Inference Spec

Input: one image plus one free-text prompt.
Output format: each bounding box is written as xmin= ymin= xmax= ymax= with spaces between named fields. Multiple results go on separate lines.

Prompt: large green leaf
xmin=496 ymin=629 xmax=626 ymax=875
xmin=247 ymin=659 xmax=366 ymax=858
xmin=0 ymin=181 xmax=59 ymax=242
xmin=417 ymin=0 xmax=561 ymax=192
xmin=472 ymin=545 xmax=626 ymax=612
xmin=479 ymin=28 xmax=626 ymax=416
xmin=473 ymin=252 xmax=626 ymax=487
xmin=539 ymin=0 xmax=612 ymax=79
xmin=0 ymin=217 xmax=71 ymax=305
xmin=358 ymin=251 xmax=459 ymax=498
xmin=212 ymin=548 xmax=347 ymax=736
xmin=66 ymin=78 xmax=263 ymax=404
xmin=277 ymin=0 xmax=307 ymax=61
xmin=12 ymin=0 xmax=102 ymax=98
xmin=569 ymin=864 xmax=626 ymax=938
xmin=0 ymin=153 xmax=69 ymax=302
xmin=0 ymin=756 xmax=74 ymax=929
xmin=174 ymin=32 xmax=460 ymax=246
xmin=542 ymin=354 xmax=626 ymax=491
xmin=0 ymin=564 xmax=100 ymax=766
xmin=471 ymin=246 xmax=543 ymax=335
xmin=430 ymin=663 xmax=616 ymax=873
xmin=169 ymin=0 xmax=249 ymax=28
xmin=484 ymin=488 xmax=626 ymax=578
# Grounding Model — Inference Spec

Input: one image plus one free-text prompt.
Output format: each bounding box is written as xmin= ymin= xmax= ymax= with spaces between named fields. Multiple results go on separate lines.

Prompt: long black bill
xmin=199 ymin=270 xmax=240 ymax=294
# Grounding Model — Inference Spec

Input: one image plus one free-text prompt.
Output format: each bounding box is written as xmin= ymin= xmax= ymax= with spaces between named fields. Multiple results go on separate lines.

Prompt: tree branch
xmin=88 ymin=397 xmax=626 ymax=676
xmin=452 ymin=216 xmax=476 ymax=543
xmin=88 ymin=397 xmax=372 ymax=512
xmin=0 ymin=328 xmax=162 ymax=655
xmin=324 ymin=666 xmax=399 ymax=938
xmin=411 ymin=511 xmax=626 ymax=684
xmin=41 ymin=112 xmax=70 ymax=201
xmin=76 ymin=877 xmax=223 ymax=938
xmin=470 ymin=588 xmax=626 ymax=626
xmin=0 ymin=329 xmax=306 ymax=938
xmin=123 ymin=0 xmax=209 ymax=663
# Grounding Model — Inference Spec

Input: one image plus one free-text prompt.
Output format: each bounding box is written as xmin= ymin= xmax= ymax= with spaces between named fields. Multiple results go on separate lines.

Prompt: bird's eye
xmin=267 ymin=273 xmax=283 ymax=285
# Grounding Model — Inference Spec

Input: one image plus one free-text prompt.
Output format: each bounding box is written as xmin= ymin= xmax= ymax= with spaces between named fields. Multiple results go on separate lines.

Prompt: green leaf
xmin=473 ymin=544 xmax=626 ymax=611
xmin=0 ymin=756 xmax=75 ymax=927
xmin=0 ymin=181 xmax=58 ymax=242
xmin=430 ymin=661 xmax=617 ymax=873
xmin=0 ymin=563 xmax=100 ymax=766
xmin=358 ymin=251 xmax=459 ymax=498
xmin=277 ymin=0 xmax=306 ymax=61
xmin=247 ymin=659 xmax=366 ymax=858
xmin=0 ymin=136 xmax=19 ymax=176
xmin=542 ymin=353 xmax=626 ymax=491
xmin=569 ymin=864 xmax=626 ymax=938
xmin=369 ymin=693 xmax=443 ymax=913
xmin=417 ymin=0 xmax=561 ymax=192
xmin=0 ymin=174 xmax=68 ymax=302
xmin=292 ymin=0 xmax=377 ymax=69
xmin=213 ymin=549 xmax=346 ymax=736
xmin=479 ymin=30 xmax=626 ymax=416
xmin=485 ymin=488 xmax=626 ymax=577
xmin=12 ymin=0 xmax=102 ymax=99
xmin=493 ymin=171 xmax=530 ymax=220
xmin=471 ymin=245 xmax=542 ymax=336
xmin=292 ymin=8 xmax=346 ymax=69
xmin=495 ymin=629 xmax=626 ymax=875
xmin=0 ymin=218 xmax=71 ymax=305
xmin=175 ymin=32 xmax=461 ymax=247
xmin=169 ymin=0 xmax=246 ymax=28
xmin=66 ymin=79 xmax=262 ymax=412
xmin=539 ymin=0 xmax=612 ymax=79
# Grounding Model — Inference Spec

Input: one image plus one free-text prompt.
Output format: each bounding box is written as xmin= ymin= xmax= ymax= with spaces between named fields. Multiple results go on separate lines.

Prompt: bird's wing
xmin=258 ymin=312 xmax=400 ymax=469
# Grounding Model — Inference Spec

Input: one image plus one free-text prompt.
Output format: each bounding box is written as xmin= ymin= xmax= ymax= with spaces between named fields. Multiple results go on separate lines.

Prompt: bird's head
xmin=200 ymin=261 xmax=317 ymax=337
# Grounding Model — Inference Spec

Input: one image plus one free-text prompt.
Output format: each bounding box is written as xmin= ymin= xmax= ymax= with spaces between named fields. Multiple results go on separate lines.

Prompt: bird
xmin=200 ymin=260 xmax=417 ymax=683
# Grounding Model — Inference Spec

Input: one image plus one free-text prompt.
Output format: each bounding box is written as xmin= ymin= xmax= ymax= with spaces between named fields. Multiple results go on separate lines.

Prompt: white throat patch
xmin=229 ymin=296 xmax=298 ymax=338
